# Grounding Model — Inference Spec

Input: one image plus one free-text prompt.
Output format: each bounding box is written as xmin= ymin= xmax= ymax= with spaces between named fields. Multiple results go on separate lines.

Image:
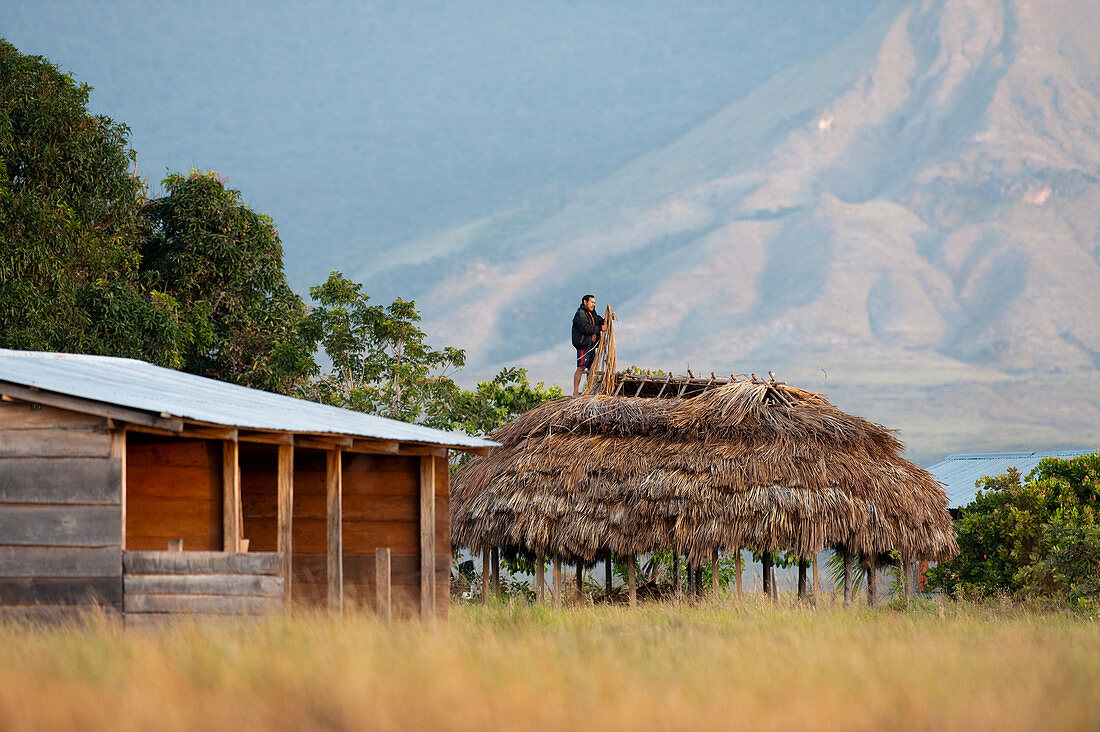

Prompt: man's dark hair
xmin=582 ymin=294 xmax=595 ymax=304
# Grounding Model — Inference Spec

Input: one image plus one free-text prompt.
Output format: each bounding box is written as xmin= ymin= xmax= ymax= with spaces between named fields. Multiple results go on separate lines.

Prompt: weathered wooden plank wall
xmin=0 ymin=401 xmax=123 ymax=618
xmin=123 ymin=550 xmax=282 ymax=626
xmin=126 ymin=439 xmax=222 ymax=551
xmin=266 ymin=450 xmax=448 ymax=617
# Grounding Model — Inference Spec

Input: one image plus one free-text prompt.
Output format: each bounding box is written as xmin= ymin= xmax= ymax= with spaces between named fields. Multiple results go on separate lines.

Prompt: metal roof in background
xmin=927 ymin=450 xmax=1094 ymax=508
xmin=0 ymin=349 xmax=496 ymax=450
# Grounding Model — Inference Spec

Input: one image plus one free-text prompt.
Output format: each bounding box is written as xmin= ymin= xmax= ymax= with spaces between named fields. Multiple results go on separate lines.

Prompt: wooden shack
xmin=0 ymin=349 xmax=494 ymax=623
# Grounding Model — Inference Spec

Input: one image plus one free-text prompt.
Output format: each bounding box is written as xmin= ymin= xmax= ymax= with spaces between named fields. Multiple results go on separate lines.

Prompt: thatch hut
xmin=452 ymin=375 xmax=958 ymax=604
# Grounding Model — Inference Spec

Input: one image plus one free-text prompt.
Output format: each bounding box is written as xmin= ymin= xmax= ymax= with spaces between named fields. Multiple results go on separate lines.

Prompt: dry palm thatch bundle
xmin=452 ymin=380 xmax=958 ymax=566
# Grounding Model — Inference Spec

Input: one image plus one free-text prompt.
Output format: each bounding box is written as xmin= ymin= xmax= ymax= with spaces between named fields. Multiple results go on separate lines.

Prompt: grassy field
xmin=1 ymin=597 xmax=1097 ymax=731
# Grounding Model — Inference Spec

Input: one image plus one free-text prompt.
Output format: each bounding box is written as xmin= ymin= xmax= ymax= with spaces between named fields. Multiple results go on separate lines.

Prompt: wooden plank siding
xmin=0 ymin=400 xmax=455 ymax=620
xmin=123 ymin=550 xmax=283 ymax=625
xmin=0 ymin=400 xmax=123 ymax=617
xmin=273 ymin=450 xmax=449 ymax=617
xmin=125 ymin=439 xmax=222 ymax=551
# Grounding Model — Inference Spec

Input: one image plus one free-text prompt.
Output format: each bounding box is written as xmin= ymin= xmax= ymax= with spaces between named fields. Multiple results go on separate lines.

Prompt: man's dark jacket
xmin=571 ymin=305 xmax=604 ymax=351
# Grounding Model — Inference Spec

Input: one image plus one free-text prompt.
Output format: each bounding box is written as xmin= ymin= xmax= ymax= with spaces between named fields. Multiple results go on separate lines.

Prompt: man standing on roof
xmin=572 ymin=294 xmax=606 ymax=397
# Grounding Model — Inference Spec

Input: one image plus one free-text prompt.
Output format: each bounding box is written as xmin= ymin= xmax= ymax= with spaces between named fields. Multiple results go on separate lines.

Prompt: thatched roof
xmin=452 ymin=380 xmax=958 ymax=565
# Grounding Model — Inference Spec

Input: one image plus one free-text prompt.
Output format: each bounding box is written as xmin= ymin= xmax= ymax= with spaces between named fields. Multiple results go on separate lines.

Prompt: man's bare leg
xmin=572 ymin=366 xmax=586 ymax=397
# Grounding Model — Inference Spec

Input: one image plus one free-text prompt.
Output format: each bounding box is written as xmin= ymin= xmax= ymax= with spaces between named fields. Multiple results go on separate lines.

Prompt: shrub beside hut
xmin=452 ymin=373 xmax=958 ymax=606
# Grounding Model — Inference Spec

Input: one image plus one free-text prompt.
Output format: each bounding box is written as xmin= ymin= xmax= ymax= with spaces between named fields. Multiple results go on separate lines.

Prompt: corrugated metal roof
xmin=0 ymin=349 xmax=496 ymax=450
xmin=926 ymin=450 xmax=1094 ymax=508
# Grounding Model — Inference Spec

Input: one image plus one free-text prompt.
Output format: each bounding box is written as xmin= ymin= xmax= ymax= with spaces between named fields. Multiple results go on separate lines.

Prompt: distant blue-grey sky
xmin=2 ymin=0 xmax=880 ymax=287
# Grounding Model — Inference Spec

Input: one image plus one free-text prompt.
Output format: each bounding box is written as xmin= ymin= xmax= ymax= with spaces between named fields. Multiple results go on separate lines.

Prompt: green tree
xmin=300 ymin=271 xmax=466 ymax=424
xmin=928 ymin=452 xmax=1100 ymax=608
xmin=445 ymin=366 xmax=563 ymax=436
xmin=140 ymin=171 xmax=314 ymax=394
xmin=0 ymin=39 xmax=181 ymax=363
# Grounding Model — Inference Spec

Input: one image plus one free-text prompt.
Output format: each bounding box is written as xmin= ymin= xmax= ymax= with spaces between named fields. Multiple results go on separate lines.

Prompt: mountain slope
xmin=358 ymin=0 xmax=1100 ymax=462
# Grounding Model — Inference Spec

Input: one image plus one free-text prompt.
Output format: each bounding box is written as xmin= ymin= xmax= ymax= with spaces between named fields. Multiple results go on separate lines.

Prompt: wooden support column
xmin=712 ymin=549 xmax=720 ymax=597
xmin=223 ymin=439 xmax=241 ymax=552
xmin=575 ymin=562 xmax=584 ymax=601
xmin=762 ymin=552 xmax=772 ymax=598
xmin=326 ymin=447 xmax=343 ymax=613
xmin=604 ymin=556 xmax=613 ymax=597
xmin=490 ymin=547 xmax=500 ymax=596
xmin=481 ymin=550 xmax=490 ymax=605
xmin=375 ymin=547 xmax=391 ymax=621
xmin=842 ymin=549 xmax=852 ymax=609
xmin=110 ymin=427 xmax=127 ymax=549
xmin=770 ymin=563 xmax=779 ymax=604
xmin=867 ymin=554 xmax=877 ymax=608
xmin=812 ymin=553 xmax=820 ymax=605
xmin=552 ymin=556 xmax=562 ymax=608
xmin=673 ymin=552 xmax=681 ymax=598
xmin=735 ymin=548 xmax=743 ymax=599
xmin=419 ymin=455 xmax=436 ymax=621
xmin=797 ymin=558 xmax=808 ymax=602
xmin=627 ymin=554 xmax=637 ymax=606
xmin=536 ymin=554 xmax=546 ymax=602
xmin=277 ymin=444 xmax=294 ymax=610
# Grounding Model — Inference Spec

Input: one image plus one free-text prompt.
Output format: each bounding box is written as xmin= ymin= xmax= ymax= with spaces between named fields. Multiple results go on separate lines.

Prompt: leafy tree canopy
xmin=299 ymin=271 xmax=466 ymax=425
xmin=445 ymin=366 xmax=562 ymax=436
xmin=929 ymin=452 xmax=1100 ymax=608
xmin=140 ymin=170 xmax=314 ymax=394
xmin=0 ymin=40 xmax=561 ymax=435
xmin=300 ymin=272 xmax=562 ymax=434
xmin=0 ymin=38 xmax=181 ymax=363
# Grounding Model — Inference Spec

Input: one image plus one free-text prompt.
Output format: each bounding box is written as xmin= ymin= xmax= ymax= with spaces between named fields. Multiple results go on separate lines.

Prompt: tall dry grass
xmin=0 ymin=597 xmax=1097 ymax=731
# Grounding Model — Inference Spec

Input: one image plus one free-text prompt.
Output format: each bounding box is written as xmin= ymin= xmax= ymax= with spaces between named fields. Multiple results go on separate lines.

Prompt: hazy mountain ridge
xmin=359 ymin=0 xmax=1100 ymax=462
